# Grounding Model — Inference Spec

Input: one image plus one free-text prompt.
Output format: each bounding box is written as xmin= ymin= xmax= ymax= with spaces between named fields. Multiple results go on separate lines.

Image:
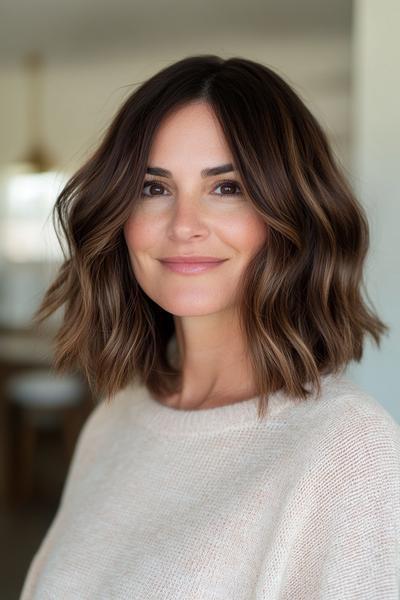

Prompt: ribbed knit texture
xmin=20 ymin=372 xmax=400 ymax=599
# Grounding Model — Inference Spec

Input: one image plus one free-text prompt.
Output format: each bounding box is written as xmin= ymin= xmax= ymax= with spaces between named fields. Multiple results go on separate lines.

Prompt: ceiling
xmin=0 ymin=0 xmax=352 ymax=63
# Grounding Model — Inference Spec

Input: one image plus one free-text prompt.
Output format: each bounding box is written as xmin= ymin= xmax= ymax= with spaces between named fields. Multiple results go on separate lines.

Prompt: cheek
xmin=123 ymin=215 xmax=158 ymax=252
xmin=123 ymin=218 xmax=158 ymax=285
xmin=223 ymin=212 xmax=268 ymax=254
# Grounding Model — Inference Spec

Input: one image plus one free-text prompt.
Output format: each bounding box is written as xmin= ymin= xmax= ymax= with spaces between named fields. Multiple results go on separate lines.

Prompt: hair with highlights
xmin=33 ymin=55 xmax=388 ymax=419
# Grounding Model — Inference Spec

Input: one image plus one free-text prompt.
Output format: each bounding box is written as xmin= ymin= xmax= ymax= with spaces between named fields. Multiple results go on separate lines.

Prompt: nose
xmin=167 ymin=195 xmax=209 ymax=241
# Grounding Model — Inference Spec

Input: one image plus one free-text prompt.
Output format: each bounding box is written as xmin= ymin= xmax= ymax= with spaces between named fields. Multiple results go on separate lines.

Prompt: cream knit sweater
xmin=20 ymin=372 xmax=400 ymax=599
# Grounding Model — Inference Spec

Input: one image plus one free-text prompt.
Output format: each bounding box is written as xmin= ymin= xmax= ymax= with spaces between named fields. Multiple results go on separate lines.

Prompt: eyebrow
xmin=145 ymin=163 xmax=236 ymax=178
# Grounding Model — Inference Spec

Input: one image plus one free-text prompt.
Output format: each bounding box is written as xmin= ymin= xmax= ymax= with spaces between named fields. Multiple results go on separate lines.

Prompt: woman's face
xmin=123 ymin=101 xmax=267 ymax=316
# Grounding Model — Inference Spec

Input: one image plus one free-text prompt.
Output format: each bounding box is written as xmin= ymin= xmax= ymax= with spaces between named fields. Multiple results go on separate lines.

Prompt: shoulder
xmin=77 ymin=380 xmax=141 ymax=439
xmin=59 ymin=382 xmax=141 ymax=494
xmin=339 ymin=375 xmax=397 ymax=438
xmin=303 ymin=372 xmax=400 ymax=445
xmin=301 ymin=373 xmax=400 ymax=496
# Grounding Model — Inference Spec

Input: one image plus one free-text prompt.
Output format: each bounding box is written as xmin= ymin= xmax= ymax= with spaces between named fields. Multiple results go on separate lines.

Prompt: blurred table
xmin=0 ymin=332 xmax=53 ymax=366
xmin=0 ymin=327 xmax=93 ymax=506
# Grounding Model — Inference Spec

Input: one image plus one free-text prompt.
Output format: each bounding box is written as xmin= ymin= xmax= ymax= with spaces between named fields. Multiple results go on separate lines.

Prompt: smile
xmin=159 ymin=260 xmax=227 ymax=274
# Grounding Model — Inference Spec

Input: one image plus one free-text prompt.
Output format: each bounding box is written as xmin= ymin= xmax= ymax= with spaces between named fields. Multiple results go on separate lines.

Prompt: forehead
xmin=147 ymin=101 xmax=233 ymax=166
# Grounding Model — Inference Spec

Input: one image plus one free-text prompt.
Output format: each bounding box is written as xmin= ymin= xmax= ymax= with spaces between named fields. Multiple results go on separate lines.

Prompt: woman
xmin=21 ymin=55 xmax=399 ymax=599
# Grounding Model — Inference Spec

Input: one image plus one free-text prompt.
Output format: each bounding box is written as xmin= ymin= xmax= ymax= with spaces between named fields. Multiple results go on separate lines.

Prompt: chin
xmin=157 ymin=297 xmax=228 ymax=317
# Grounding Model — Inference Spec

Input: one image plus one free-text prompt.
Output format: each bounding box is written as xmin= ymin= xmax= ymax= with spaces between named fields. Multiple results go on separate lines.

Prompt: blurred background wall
xmin=0 ymin=0 xmax=398 ymax=597
xmin=347 ymin=0 xmax=400 ymax=414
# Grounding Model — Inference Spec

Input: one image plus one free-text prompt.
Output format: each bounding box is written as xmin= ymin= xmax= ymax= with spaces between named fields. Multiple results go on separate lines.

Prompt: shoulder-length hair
xmin=33 ymin=55 xmax=388 ymax=419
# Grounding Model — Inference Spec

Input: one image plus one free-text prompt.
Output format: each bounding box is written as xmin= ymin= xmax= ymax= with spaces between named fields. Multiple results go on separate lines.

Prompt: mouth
xmin=158 ymin=259 xmax=227 ymax=274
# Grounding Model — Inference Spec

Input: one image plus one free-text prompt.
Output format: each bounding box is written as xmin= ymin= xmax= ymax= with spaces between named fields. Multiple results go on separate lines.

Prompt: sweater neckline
xmin=124 ymin=331 xmax=342 ymax=435
xmin=127 ymin=372 xmax=345 ymax=435
xmin=127 ymin=381 xmax=305 ymax=435
xmin=128 ymin=334 xmax=292 ymax=434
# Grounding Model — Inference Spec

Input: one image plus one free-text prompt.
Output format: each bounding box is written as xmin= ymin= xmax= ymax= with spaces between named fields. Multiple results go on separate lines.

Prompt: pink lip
xmin=160 ymin=256 xmax=226 ymax=263
xmin=159 ymin=260 xmax=226 ymax=274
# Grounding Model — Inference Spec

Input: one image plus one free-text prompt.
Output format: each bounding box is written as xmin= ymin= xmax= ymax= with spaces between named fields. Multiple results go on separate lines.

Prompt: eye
xmin=140 ymin=178 xmax=243 ymax=198
xmin=212 ymin=180 xmax=243 ymax=196
xmin=141 ymin=180 xmax=170 ymax=197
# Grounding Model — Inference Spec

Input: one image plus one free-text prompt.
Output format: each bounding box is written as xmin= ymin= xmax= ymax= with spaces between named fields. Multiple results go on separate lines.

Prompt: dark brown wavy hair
xmin=33 ymin=54 xmax=388 ymax=419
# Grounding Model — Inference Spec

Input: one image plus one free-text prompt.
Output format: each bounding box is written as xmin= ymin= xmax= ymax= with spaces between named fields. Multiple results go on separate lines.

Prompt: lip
xmin=159 ymin=258 xmax=227 ymax=274
xmin=159 ymin=256 xmax=227 ymax=263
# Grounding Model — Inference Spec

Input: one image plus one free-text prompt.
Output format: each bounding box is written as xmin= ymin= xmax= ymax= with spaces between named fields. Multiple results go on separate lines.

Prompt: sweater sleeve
xmin=271 ymin=399 xmax=400 ymax=600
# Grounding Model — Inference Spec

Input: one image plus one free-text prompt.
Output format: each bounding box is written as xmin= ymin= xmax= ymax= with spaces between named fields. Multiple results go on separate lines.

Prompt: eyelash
xmin=140 ymin=179 xmax=243 ymax=198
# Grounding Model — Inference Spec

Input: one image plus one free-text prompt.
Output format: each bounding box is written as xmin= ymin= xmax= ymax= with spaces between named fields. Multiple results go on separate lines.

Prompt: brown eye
xmin=141 ymin=181 xmax=169 ymax=197
xmin=213 ymin=180 xmax=243 ymax=196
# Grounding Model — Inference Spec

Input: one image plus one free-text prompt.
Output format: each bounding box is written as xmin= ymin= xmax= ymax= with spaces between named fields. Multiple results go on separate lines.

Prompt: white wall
xmin=0 ymin=33 xmax=351 ymax=173
xmin=346 ymin=0 xmax=400 ymax=421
